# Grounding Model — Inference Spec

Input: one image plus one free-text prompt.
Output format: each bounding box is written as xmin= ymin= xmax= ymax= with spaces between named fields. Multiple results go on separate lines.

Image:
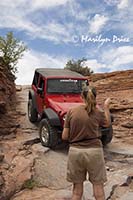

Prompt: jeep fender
xmin=28 ymin=90 xmax=37 ymax=110
xmin=41 ymin=108 xmax=61 ymax=127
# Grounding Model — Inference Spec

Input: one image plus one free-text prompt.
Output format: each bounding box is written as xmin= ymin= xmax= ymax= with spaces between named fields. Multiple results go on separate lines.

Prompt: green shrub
xmin=0 ymin=32 xmax=27 ymax=79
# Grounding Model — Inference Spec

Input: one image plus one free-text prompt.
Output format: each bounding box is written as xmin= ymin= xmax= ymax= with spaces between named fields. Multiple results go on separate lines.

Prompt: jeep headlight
xmin=63 ymin=114 xmax=67 ymax=121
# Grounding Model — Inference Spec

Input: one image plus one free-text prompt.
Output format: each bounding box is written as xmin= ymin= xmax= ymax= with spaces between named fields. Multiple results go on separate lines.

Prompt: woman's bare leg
xmin=93 ymin=184 xmax=105 ymax=200
xmin=72 ymin=183 xmax=83 ymax=200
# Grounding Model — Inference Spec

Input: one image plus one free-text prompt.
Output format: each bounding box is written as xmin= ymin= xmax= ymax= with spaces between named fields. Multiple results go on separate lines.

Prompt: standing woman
xmin=62 ymin=86 xmax=111 ymax=200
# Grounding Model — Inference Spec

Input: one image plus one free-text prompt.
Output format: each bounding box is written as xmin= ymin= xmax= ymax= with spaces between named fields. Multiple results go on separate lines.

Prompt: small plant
xmin=23 ymin=179 xmax=38 ymax=189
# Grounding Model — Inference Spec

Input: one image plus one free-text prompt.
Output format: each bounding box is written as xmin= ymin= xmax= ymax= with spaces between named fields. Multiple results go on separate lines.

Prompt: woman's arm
xmin=104 ymin=98 xmax=111 ymax=127
xmin=62 ymin=128 xmax=70 ymax=141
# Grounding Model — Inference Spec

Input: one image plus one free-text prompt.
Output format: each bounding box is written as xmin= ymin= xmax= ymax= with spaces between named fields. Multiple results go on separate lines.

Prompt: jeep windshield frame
xmin=46 ymin=78 xmax=88 ymax=94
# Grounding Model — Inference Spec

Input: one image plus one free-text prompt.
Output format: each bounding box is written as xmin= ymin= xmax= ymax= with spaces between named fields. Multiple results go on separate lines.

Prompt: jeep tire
xmin=101 ymin=125 xmax=113 ymax=146
xmin=39 ymin=118 xmax=59 ymax=148
xmin=28 ymin=99 xmax=38 ymax=122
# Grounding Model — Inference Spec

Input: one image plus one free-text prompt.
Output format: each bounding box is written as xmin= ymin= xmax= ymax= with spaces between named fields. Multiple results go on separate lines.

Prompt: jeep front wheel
xmin=39 ymin=119 xmax=59 ymax=148
xmin=28 ymin=99 xmax=38 ymax=122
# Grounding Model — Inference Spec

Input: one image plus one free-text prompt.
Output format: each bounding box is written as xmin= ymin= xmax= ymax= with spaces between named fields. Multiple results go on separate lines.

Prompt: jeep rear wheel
xmin=39 ymin=119 xmax=59 ymax=148
xmin=28 ymin=99 xmax=38 ymax=122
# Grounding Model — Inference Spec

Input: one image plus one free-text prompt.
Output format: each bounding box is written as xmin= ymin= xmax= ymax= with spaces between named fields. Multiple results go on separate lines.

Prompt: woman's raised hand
xmin=104 ymin=98 xmax=111 ymax=108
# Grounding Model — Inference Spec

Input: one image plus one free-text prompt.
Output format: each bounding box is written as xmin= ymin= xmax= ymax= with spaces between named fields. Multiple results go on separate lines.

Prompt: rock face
xmin=89 ymin=69 xmax=133 ymax=145
xmin=0 ymin=58 xmax=17 ymax=136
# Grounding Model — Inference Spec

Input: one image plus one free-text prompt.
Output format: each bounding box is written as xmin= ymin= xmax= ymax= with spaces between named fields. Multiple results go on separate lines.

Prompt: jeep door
xmin=37 ymin=76 xmax=45 ymax=114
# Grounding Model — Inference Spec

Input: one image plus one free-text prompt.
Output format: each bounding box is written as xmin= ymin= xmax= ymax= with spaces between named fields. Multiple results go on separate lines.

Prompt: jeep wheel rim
xmin=41 ymin=126 xmax=49 ymax=144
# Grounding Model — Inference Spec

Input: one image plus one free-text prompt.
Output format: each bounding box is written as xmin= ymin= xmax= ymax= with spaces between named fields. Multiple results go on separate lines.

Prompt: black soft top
xmin=35 ymin=68 xmax=85 ymax=78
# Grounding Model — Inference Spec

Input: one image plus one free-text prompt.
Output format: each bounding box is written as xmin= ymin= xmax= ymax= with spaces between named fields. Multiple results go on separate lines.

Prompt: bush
xmin=0 ymin=32 xmax=27 ymax=79
xmin=65 ymin=58 xmax=93 ymax=76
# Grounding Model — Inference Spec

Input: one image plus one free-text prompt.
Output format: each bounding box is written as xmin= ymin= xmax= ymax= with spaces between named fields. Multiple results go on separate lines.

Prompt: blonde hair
xmin=81 ymin=86 xmax=97 ymax=115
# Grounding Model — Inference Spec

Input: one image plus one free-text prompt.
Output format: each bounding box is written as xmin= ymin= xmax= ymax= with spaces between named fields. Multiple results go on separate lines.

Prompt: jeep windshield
xmin=47 ymin=78 xmax=88 ymax=94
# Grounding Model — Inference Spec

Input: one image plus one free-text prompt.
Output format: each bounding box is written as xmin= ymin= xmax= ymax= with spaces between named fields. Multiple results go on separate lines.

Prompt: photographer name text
xmin=73 ymin=34 xmax=130 ymax=45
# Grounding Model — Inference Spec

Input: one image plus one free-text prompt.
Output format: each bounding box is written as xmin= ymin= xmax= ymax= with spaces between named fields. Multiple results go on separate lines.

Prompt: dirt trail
xmin=0 ymin=85 xmax=133 ymax=200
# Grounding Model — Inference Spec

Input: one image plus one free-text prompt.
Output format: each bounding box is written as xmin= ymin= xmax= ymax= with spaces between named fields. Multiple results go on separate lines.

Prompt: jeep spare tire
xmin=101 ymin=125 xmax=113 ymax=146
xmin=28 ymin=99 xmax=38 ymax=122
xmin=39 ymin=119 xmax=59 ymax=148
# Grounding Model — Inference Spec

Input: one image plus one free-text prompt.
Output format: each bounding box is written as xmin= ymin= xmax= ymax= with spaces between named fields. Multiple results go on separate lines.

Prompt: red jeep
xmin=28 ymin=68 xmax=113 ymax=148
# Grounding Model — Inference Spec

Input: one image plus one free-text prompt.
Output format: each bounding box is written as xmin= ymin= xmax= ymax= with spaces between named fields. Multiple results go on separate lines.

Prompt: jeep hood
xmin=47 ymin=95 xmax=83 ymax=114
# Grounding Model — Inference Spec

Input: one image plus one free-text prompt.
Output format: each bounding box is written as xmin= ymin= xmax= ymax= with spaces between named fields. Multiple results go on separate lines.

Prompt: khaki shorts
xmin=67 ymin=146 xmax=107 ymax=184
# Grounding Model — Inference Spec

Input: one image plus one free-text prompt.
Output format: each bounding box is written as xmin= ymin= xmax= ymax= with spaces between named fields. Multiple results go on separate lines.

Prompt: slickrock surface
xmin=89 ymin=70 xmax=133 ymax=145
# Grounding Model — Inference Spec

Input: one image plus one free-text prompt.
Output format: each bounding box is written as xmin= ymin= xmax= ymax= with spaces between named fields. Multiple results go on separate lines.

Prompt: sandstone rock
xmin=33 ymin=150 xmax=70 ymax=189
xmin=122 ymin=122 xmax=133 ymax=128
xmin=89 ymin=70 xmax=133 ymax=145
xmin=0 ymin=154 xmax=34 ymax=200
xmin=120 ymin=175 xmax=133 ymax=186
xmin=2 ymin=163 xmax=10 ymax=170
xmin=0 ymin=174 xmax=4 ymax=187
xmin=23 ymin=138 xmax=40 ymax=146
xmin=0 ymin=60 xmax=16 ymax=137
xmin=31 ymin=143 xmax=49 ymax=155
xmin=0 ymin=101 xmax=6 ymax=114
xmin=109 ymin=176 xmax=133 ymax=200
xmin=0 ymin=153 xmax=4 ymax=162
xmin=16 ymin=85 xmax=22 ymax=91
